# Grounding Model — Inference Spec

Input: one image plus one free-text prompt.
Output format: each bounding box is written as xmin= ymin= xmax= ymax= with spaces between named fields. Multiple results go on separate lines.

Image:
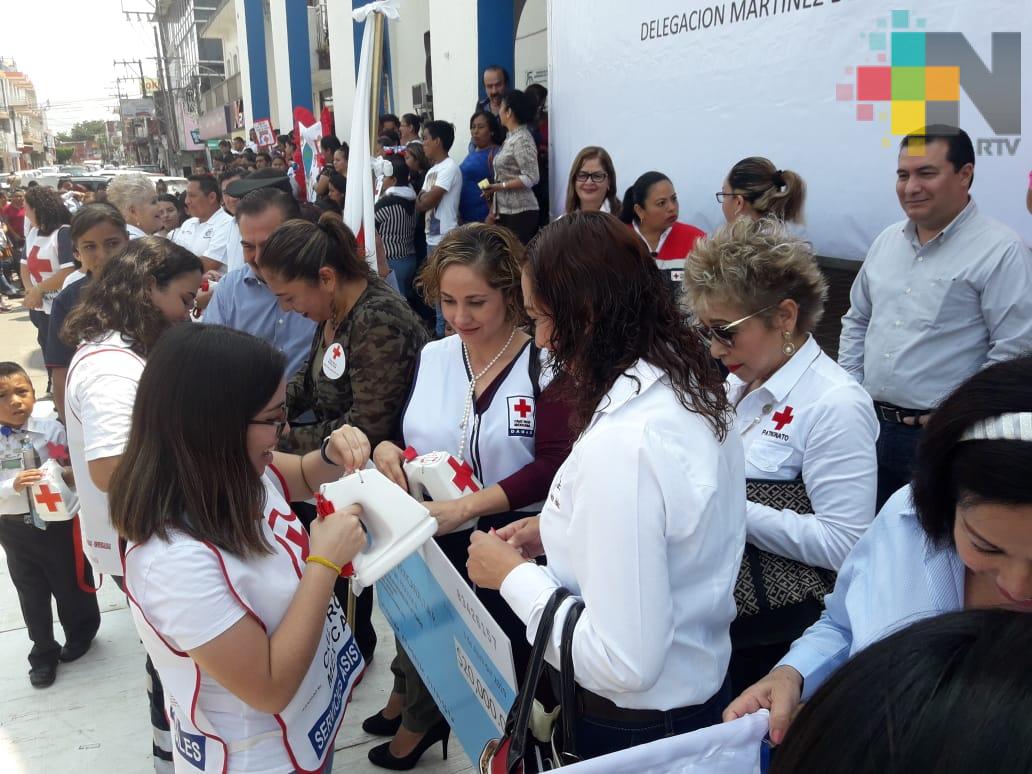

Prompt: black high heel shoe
xmin=362 ymin=708 xmax=403 ymax=736
xmin=367 ymin=720 xmax=450 ymax=770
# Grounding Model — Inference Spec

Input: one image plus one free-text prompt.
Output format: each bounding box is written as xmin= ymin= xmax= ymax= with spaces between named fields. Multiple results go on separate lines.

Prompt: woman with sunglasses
xmin=619 ymin=171 xmax=705 ymax=297
xmin=111 ymin=323 xmax=371 ymax=774
xmin=726 ymin=354 xmax=1032 ymax=747
xmin=683 ymin=218 xmax=878 ymax=694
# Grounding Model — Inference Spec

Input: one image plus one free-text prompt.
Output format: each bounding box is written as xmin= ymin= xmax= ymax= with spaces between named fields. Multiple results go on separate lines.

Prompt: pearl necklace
xmin=458 ymin=327 xmax=517 ymax=462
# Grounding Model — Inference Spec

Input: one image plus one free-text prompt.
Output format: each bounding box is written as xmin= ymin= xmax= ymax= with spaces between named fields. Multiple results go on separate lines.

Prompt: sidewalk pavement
xmin=0 ymin=309 xmax=471 ymax=774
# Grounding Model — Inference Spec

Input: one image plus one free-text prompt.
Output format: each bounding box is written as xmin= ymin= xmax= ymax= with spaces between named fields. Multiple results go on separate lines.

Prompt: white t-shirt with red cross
xmin=21 ymin=225 xmax=74 ymax=314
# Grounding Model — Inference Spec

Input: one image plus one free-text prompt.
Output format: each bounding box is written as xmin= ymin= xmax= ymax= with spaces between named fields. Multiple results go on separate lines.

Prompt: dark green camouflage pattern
xmin=281 ymin=275 xmax=430 ymax=454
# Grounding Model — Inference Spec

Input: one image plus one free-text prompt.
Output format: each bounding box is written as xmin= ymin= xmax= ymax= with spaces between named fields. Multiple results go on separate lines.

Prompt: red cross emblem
xmin=513 ymin=399 xmax=532 ymax=418
xmin=46 ymin=442 xmax=69 ymax=464
xmin=331 ymin=344 xmax=343 ymax=360
xmin=268 ymin=508 xmax=310 ymax=561
xmin=448 ymin=456 xmax=481 ymax=493
xmin=34 ymin=484 xmax=62 ymax=513
xmin=25 ymin=245 xmax=53 ymax=284
xmin=772 ymin=406 xmax=795 ymax=431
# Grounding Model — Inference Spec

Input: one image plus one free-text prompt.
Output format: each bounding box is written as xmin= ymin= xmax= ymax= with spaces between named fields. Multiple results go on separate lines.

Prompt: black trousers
xmin=0 ymin=515 xmax=100 ymax=669
xmin=496 ymin=210 xmax=541 ymax=245
xmin=293 ymin=501 xmax=377 ymax=661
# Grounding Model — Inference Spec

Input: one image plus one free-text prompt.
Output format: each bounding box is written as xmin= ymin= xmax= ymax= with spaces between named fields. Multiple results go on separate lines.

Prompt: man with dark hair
xmin=378 ymin=113 xmax=401 ymax=136
xmin=204 ymin=186 xmax=314 ymax=377
xmin=399 ymin=113 xmax=422 ymax=144
xmin=171 ymin=174 xmax=235 ymax=272
xmin=417 ymin=120 xmax=462 ymax=334
xmin=476 ymin=64 xmax=509 ymax=115
xmin=231 ymin=135 xmax=245 ymax=155
xmin=839 ymin=125 xmax=1032 ymax=507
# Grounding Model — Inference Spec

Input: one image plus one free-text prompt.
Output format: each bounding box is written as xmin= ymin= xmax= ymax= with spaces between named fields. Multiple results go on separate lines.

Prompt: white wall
xmin=327 ymin=0 xmax=356 ymax=140
xmin=515 ymin=0 xmax=547 ymax=88
xmin=387 ymin=0 xmax=431 ymax=117
xmin=428 ymin=0 xmax=479 ymax=162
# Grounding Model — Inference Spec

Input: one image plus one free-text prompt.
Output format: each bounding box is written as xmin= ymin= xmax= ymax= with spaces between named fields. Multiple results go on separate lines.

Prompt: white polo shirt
xmin=728 ymin=335 xmax=879 ymax=571
xmin=501 ymin=360 xmax=746 ymax=710
xmin=171 ymin=207 xmax=235 ymax=266
xmin=65 ymin=331 xmax=146 ymax=575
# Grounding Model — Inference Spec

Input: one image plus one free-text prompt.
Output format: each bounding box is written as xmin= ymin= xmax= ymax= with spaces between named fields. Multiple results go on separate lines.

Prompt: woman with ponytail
xmin=619 ymin=171 xmax=705 ymax=297
xmin=256 ymin=213 xmax=428 ymax=662
xmin=717 ymin=157 xmax=806 ymax=224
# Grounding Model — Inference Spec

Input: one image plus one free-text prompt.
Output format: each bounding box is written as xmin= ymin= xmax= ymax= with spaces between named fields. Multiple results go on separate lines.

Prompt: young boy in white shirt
xmin=0 ymin=362 xmax=100 ymax=688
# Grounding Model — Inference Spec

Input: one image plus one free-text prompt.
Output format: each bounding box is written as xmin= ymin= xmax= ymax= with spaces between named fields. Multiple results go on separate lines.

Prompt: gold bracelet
xmin=306 ymin=555 xmax=342 ymax=576
xmin=299 ymin=454 xmax=315 ymax=496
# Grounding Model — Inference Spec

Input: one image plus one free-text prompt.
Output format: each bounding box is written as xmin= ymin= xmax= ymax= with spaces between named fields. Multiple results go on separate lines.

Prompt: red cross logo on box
xmin=772 ymin=406 xmax=795 ymax=431
xmin=448 ymin=456 xmax=481 ymax=493
xmin=34 ymin=484 xmax=62 ymax=513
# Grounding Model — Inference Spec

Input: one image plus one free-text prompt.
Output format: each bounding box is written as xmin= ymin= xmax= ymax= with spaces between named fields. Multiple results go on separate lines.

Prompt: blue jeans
xmin=571 ymin=678 xmax=731 ymax=761
xmin=388 ymin=254 xmax=419 ymax=303
xmin=875 ymin=419 xmax=923 ymax=510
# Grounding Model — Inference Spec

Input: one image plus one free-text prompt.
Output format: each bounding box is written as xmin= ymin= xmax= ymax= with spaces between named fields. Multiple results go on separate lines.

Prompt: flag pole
xmin=368 ymin=12 xmax=386 ymax=157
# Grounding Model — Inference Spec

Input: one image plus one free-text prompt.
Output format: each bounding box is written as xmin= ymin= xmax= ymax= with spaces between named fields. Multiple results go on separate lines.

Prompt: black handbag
xmin=733 ymin=479 xmax=837 ymax=646
xmin=480 ymin=589 xmax=584 ymax=773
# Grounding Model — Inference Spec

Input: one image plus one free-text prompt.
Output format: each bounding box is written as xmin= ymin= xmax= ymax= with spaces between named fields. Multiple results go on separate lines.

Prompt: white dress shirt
xmin=729 ymin=335 xmax=879 ymax=571
xmin=126 ymin=224 xmax=148 ymax=240
xmin=171 ymin=207 xmax=235 ymax=266
xmin=839 ymin=199 xmax=1032 ymax=409
xmin=777 ymin=486 xmax=964 ymax=700
xmin=501 ymin=360 xmax=746 ymax=710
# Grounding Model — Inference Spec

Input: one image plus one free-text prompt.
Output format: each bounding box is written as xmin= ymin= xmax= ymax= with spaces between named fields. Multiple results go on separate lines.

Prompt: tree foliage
xmin=56 ymin=119 xmax=107 ymax=143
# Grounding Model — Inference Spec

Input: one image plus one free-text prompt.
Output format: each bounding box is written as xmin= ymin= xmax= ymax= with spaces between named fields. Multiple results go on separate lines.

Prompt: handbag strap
xmin=558 ymin=599 xmax=585 ymax=764
xmin=505 ymin=587 xmax=571 ymax=769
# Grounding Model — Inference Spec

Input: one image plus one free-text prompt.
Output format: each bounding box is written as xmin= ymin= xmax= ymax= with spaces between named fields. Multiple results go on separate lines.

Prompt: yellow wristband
xmin=306 ymin=555 xmax=342 ymax=576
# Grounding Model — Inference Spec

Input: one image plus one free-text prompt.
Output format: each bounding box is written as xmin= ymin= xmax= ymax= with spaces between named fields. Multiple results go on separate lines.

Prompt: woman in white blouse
xmin=468 ymin=211 xmax=745 ymax=761
xmin=725 ymin=355 xmax=1032 ymax=745
xmin=480 ymin=89 xmax=540 ymax=244
xmin=683 ymin=218 xmax=878 ymax=693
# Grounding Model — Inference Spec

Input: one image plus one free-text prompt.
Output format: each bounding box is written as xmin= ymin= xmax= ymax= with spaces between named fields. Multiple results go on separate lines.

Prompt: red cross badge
xmin=772 ymin=406 xmax=795 ymax=432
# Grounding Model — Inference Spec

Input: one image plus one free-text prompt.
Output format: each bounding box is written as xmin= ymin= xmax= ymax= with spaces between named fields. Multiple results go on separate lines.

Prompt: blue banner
xmin=377 ymin=541 xmax=517 ymax=762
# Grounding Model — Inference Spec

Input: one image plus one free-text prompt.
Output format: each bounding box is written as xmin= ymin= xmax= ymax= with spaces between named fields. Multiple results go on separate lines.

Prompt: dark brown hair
xmin=257 ymin=214 xmax=368 ymax=283
xmin=61 ymin=236 xmax=202 ymax=355
xmin=526 ymin=212 xmax=730 ymax=438
xmin=24 ymin=186 xmax=71 ymax=235
xmin=110 ymin=324 xmax=286 ymax=557
xmin=564 ymin=146 xmax=621 ymax=216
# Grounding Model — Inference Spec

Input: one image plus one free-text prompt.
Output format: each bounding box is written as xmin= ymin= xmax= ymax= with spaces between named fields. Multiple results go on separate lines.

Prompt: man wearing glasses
xmin=839 ymin=125 xmax=1032 ymax=508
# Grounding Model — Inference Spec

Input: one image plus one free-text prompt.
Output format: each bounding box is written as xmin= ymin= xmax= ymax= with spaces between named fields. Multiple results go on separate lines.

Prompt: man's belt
xmin=874 ymin=401 xmax=930 ymax=425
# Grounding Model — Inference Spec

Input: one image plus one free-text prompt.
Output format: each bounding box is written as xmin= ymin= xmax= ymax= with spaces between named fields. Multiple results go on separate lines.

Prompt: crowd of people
xmin=1 ymin=60 xmax=1031 ymax=774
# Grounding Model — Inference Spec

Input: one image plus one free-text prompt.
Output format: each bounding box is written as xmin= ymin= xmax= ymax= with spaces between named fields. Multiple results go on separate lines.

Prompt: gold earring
xmin=782 ymin=330 xmax=796 ymax=356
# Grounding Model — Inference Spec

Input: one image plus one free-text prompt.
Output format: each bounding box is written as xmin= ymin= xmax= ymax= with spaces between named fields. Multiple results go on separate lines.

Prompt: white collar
xmin=586 ymin=360 xmax=667 ymax=432
xmin=383 ymin=185 xmax=416 ymax=201
xmin=633 ymin=222 xmax=673 ymax=255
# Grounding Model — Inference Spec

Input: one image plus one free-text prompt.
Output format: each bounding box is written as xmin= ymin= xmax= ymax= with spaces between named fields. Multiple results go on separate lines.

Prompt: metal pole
xmin=368 ymin=11 xmax=386 ymax=158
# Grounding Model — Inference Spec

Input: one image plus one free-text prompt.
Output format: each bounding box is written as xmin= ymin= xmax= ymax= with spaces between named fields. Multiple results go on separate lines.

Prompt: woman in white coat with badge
xmin=725 ymin=354 xmax=1032 ymax=747
xmin=467 ymin=212 xmax=746 ymax=761
xmin=111 ymin=323 xmax=374 ymax=774
xmin=682 ymin=218 xmax=879 ymax=693
xmin=364 ymin=223 xmax=575 ymax=770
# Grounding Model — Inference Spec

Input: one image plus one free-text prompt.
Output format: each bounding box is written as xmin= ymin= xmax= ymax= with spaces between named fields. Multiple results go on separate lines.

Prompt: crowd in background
xmin=0 ymin=61 xmax=1031 ymax=774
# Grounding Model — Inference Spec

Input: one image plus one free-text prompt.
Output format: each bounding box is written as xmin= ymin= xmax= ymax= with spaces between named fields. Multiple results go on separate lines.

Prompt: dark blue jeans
xmin=876 ymin=419 xmax=923 ymax=510
xmin=571 ymin=678 xmax=732 ymax=761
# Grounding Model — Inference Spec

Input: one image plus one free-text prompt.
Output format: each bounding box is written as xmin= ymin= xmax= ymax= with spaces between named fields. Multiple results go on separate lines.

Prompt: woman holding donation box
xmin=725 ymin=355 xmax=1032 ymax=746
xmin=111 ymin=323 xmax=374 ymax=774
xmin=467 ymin=212 xmax=746 ymax=761
xmin=363 ymin=223 xmax=574 ymax=770
xmin=683 ymin=218 xmax=878 ymax=692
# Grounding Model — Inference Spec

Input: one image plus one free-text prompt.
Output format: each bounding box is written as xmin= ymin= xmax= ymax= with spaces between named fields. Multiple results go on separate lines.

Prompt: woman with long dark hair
xmin=112 ymin=323 xmax=371 ymax=773
xmin=725 ymin=355 xmax=1032 ymax=745
xmin=468 ymin=212 xmax=746 ymax=760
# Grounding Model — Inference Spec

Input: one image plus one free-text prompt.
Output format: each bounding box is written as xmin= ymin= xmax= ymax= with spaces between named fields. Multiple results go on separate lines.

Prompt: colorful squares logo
xmin=844 ymin=15 xmax=962 ymax=140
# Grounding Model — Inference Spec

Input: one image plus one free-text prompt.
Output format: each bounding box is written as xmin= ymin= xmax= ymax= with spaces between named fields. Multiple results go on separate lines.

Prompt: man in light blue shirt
xmin=839 ymin=125 xmax=1032 ymax=507
xmin=204 ymin=187 xmax=316 ymax=377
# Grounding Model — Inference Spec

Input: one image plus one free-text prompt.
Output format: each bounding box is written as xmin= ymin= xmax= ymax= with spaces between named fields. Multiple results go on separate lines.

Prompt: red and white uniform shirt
xmin=633 ymin=221 xmax=705 ymax=294
xmin=124 ymin=468 xmax=363 ymax=773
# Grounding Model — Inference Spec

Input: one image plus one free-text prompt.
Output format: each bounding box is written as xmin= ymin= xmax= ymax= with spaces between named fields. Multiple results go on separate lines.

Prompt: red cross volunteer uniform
xmin=124 ymin=467 xmax=363 ymax=774
xmin=65 ymin=332 xmax=147 ymax=576
xmin=632 ymin=221 xmax=705 ymax=294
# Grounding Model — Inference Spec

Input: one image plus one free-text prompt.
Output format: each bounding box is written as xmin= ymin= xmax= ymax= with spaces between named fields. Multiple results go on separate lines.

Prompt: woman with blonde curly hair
xmin=683 ymin=217 xmax=878 ymax=693
xmin=361 ymin=222 xmax=575 ymax=769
